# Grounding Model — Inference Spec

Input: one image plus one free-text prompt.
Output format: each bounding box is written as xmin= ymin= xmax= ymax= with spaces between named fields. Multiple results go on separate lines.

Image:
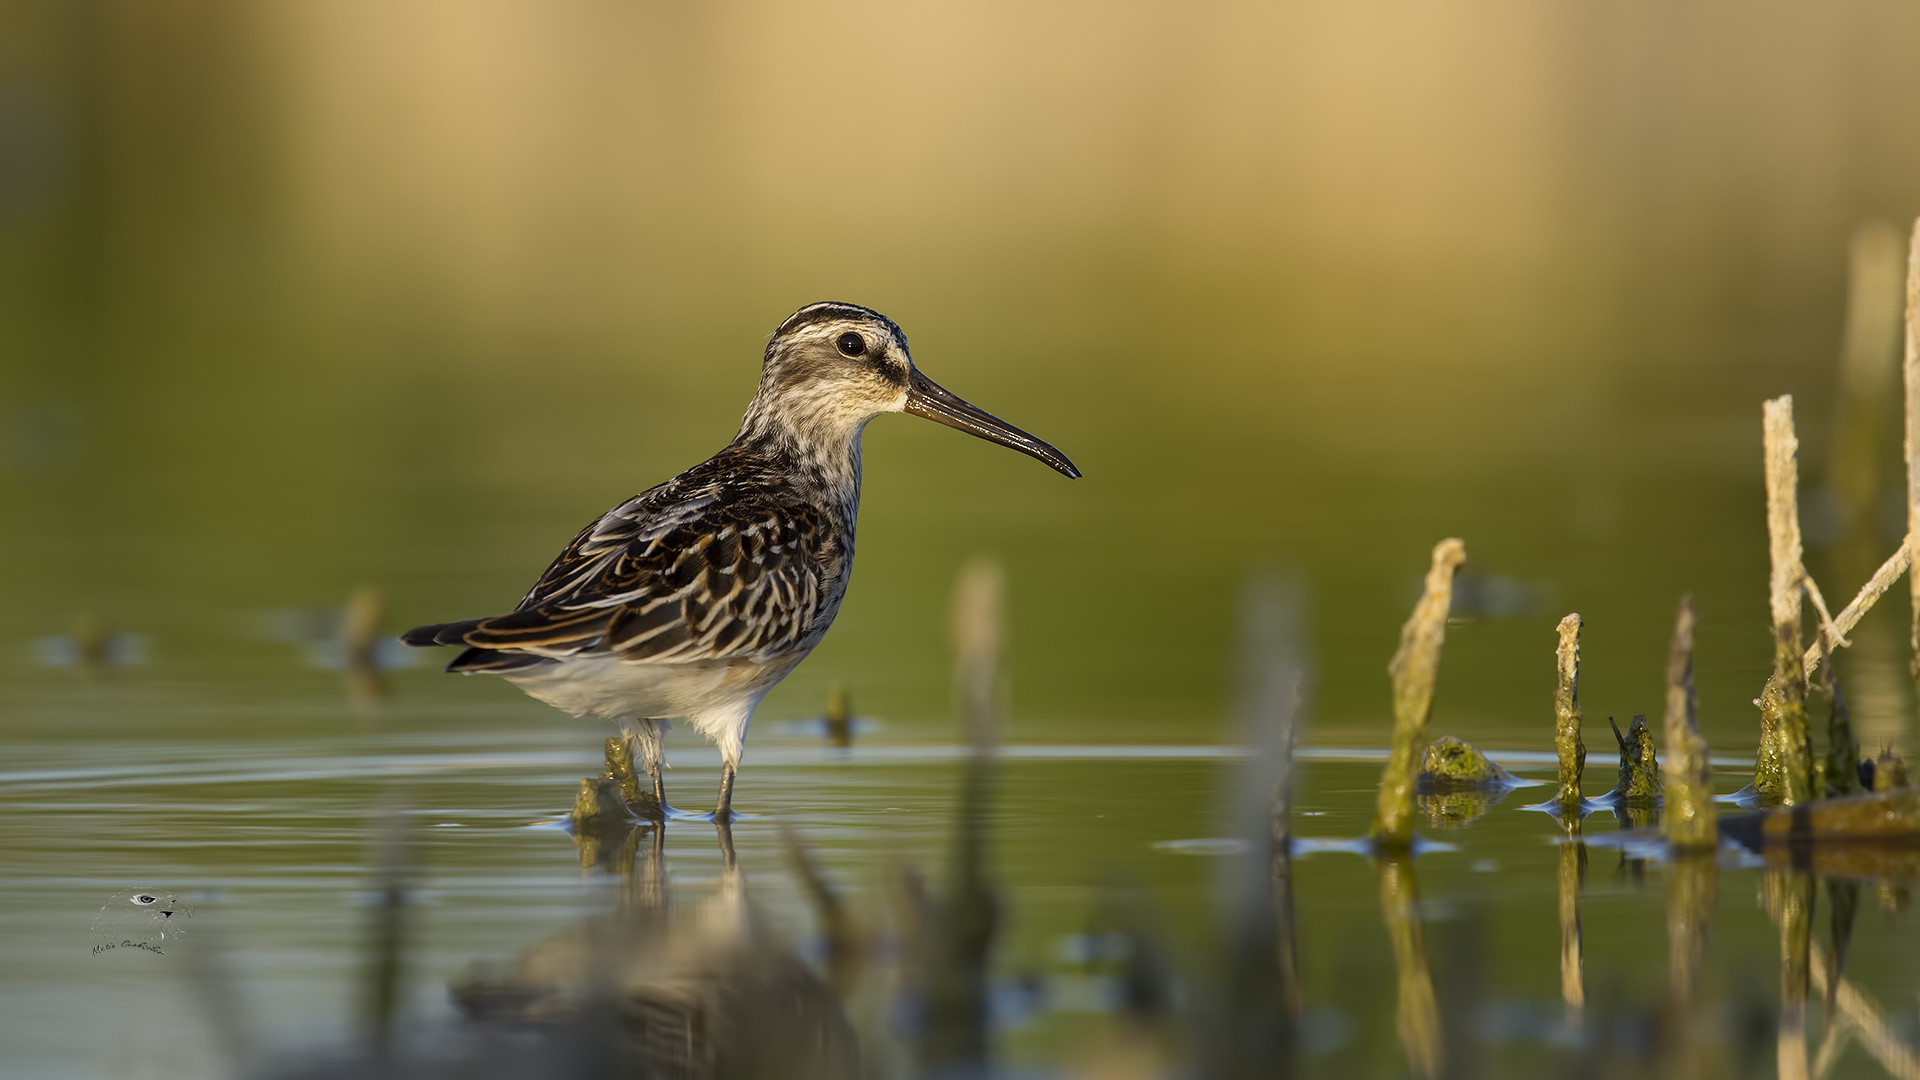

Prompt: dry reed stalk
xmin=1756 ymin=397 xmax=1814 ymax=805
xmin=1662 ymin=596 xmax=1717 ymax=848
xmin=1802 ymin=545 xmax=1911 ymax=678
xmin=1373 ymin=539 xmax=1466 ymax=847
xmin=1552 ymin=614 xmax=1584 ymax=810
xmin=1906 ymin=217 xmax=1920 ymax=682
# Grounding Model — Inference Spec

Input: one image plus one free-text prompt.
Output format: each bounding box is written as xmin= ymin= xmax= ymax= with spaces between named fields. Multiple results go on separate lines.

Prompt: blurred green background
xmin=5 ymin=0 xmax=1920 ymax=752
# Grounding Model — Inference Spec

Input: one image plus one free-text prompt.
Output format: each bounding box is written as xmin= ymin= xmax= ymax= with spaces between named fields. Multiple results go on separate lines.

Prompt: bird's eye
xmin=836 ymin=332 xmax=866 ymax=357
xmin=133 ymin=895 xmax=156 ymax=905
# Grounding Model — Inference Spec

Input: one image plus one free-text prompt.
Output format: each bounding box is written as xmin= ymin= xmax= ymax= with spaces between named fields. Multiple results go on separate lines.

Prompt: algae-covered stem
xmin=1756 ymin=397 xmax=1814 ymax=805
xmin=1661 ymin=595 xmax=1717 ymax=848
xmin=1815 ymin=633 xmax=1863 ymax=798
xmin=1552 ymin=614 xmax=1584 ymax=810
xmin=1907 ymin=217 xmax=1920 ymax=681
xmin=1373 ymin=538 xmax=1467 ymax=848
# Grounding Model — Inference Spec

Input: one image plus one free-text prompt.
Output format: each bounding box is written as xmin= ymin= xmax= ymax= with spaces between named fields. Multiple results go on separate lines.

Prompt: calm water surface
xmin=6 ymin=705 xmax=1920 ymax=1077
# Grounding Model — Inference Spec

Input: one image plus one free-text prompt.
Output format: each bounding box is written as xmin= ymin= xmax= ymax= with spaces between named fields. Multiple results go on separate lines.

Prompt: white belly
xmin=502 ymin=653 xmax=805 ymax=750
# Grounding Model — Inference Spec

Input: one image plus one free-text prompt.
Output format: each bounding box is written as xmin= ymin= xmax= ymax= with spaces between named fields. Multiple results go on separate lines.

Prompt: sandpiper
xmin=402 ymin=302 xmax=1079 ymax=820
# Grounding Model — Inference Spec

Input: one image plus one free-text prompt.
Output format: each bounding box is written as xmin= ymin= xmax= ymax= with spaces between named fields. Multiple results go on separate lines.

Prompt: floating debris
xmin=251 ymin=590 xmax=420 ymax=676
xmin=1415 ymin=736 xmax=1519 ymax=793
xmin=1414 ymin=736 xmax=1529 ymax=829
xmin=1720 ymin=788 xmax=1920 ymax=848
xmin=1441 ymin=571 xmax=1552 ymax=619
xmin=1868 ymin=746 xmax=1910 ymax=792
xmin=775 ymin=686 xmax=887 ymax=742
xmin=36 ymin=611 xmax=146 ymax=673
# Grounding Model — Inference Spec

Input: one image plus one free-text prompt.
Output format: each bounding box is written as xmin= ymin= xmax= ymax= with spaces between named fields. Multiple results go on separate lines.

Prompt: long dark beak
xmin=905 ymin=369 xmax=1081 ymax=478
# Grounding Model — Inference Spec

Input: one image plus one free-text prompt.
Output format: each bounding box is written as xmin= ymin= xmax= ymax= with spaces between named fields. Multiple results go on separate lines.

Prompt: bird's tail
xmin=399 ymin=619 xmax=486 ymax=648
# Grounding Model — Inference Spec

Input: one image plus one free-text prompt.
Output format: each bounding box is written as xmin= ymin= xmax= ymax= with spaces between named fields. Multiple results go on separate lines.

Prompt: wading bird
xmin=402 ymin=303 xmax=1079 ymax=820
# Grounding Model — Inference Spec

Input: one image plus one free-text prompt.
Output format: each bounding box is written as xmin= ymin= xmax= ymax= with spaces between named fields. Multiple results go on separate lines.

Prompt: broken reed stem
xmin=1553 ymin=614 xmax=1584 ymax=809
xmin=1906 ymin=216 xmax=1920 ymax=683
xmin=1373 ymin=538 xmax=1467 ymax=848
xmin=1756 ymin=396 xmax=1814 ymax=806
xmin=1803 ymin=545 xmax=1911 ymax=678
xmin=1662 ymin=595 xmax=1717 ymax=848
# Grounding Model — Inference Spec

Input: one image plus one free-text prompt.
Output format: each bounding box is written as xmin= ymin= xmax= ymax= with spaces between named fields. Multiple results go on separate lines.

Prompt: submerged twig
xmin=1661 ymin=596 xmax=1716 ymax=848
xmin=1756 ymin=396 xmax=1814 ymax=806
xmin=1553 ymin=614 xmax=1585 ymax=810
xmin=1374 ymin=538 xmax=1466 ymax=848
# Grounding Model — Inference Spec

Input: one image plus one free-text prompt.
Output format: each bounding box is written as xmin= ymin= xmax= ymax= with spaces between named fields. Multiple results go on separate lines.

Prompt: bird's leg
xmin=715 ymin=760 xmax=737 ymax=824
xmin=712 ymin=715 xmax=747 ymax=823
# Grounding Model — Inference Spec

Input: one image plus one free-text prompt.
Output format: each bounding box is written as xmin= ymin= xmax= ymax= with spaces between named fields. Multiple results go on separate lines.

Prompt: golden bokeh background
xmin=5 ymin=0 xmax=1920 ymax=746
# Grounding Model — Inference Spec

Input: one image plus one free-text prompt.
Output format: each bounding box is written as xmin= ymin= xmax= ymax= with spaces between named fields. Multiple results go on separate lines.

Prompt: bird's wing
xmin=439 ymin=469 xmax=836 ymax=665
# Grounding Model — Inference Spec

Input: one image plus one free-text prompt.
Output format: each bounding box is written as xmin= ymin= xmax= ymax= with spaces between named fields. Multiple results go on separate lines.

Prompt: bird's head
xmin=743 ymin=301 xmax=1080 ymax=478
